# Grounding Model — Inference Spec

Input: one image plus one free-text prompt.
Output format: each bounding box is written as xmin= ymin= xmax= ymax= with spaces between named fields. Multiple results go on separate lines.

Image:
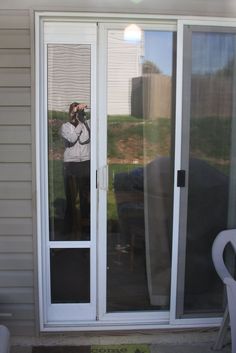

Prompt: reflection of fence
xmin=191 ymin=75 xmax=232 ymax=119
xmin=131 ymin=73 xmax=234 ymax=121
xmin=131 ymin=74 xmax=172 ymax=120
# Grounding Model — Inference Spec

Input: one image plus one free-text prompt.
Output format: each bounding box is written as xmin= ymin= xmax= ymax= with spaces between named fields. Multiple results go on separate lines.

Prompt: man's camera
xmin=76 ymin=109 xmax=86 ymax=123
xmin=70 ymin=105 xmax=87 ymax=127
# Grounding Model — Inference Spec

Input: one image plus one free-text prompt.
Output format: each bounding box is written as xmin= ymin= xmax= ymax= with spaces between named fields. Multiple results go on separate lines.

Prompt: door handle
xmin=177 ymin=170 xmax=186 ymax=187
xmin=97 ymin=165 xmax=108 ymax=190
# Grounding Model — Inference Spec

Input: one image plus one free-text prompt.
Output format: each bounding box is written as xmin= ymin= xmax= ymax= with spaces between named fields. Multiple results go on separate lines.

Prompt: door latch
xmin=177 ymin=170 xmax=186 ymax=187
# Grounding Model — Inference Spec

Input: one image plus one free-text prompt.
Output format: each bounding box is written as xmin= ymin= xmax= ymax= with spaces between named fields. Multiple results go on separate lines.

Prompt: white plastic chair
xmin=0 ymin=325 xmax=10 ymax=353
xmin=212 ymin=229 xmax=236 ymax=353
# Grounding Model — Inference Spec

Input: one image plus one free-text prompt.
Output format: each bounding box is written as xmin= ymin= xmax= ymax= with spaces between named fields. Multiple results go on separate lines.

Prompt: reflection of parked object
xmin=144 ymin=157 xmax=173 ymax=307
xmin=114 ymin=156 xmax=229 ymax=308
xmin=185 ymin=158 xmax=228 ymax=304
xmin=114 ymin=168 xmax=144 ymax=268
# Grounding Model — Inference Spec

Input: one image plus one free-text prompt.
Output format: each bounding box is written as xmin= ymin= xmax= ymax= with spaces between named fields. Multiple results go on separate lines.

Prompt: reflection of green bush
xmin=48 ymin=159 xmax=65 ymax=218
xmin=48 ymin=110 xmax=67 ymax=152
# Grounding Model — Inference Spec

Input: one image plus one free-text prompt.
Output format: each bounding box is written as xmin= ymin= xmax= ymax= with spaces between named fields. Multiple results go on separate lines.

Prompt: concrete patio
xmin=9 ymin=328 xmax=232 ymax=353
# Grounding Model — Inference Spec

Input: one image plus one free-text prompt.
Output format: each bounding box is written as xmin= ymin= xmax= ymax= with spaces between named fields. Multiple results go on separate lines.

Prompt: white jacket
xmin=61 ymin=121 xmax=90 ymax=162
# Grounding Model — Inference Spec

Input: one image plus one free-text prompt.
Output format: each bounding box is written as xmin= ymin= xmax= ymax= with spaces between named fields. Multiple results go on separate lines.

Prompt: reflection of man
xmin=60 ymin=102 xmax=90 ymax=240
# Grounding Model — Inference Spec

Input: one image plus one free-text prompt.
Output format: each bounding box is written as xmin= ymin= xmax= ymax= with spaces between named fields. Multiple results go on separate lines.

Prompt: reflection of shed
xmin=131 ymin=74 xmax=172 ymax=119
xmin=131 ymin=74 xmax=233 ymax=120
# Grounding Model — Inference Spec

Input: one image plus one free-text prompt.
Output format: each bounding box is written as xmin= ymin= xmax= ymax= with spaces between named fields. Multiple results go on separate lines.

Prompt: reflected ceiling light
xmin=130 ymin=0 xmax=143 ymax=3
xmin=124 ymin=24 xmax=142 ymax=43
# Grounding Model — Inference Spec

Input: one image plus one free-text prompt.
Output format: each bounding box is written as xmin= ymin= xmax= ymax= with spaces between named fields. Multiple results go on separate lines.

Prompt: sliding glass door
xmin=176 ymin=24 xmax=236 ymax=318
xmin=98 ymin=23 xmax=177 ymax=319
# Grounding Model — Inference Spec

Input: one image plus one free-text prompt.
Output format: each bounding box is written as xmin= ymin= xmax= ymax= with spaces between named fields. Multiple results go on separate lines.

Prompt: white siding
xmin=107 ymin=31 xmax=143 ymax=115
xmin=0 ymin=10 xmax=35 ymax=337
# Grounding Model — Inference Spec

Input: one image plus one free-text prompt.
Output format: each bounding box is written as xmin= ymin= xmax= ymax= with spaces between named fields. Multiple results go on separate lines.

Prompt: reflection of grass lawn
xmin=49 ymin=160 xmax=142 ymax=221
xmin=107 ymin=115 xmax=171 ymax=162
xmin=48 ymin=114 xmax=231 ymax=221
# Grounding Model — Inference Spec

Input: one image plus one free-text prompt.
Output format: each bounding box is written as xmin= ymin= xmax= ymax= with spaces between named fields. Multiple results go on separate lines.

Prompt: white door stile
xmin=169 ymin=19 xmax=184 ymax=326
xmin=97 ymin=22 xmax=108 ymax=321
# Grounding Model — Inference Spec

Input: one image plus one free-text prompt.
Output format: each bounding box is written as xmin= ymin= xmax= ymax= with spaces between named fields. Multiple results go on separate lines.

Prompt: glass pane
xmin=48 ymin=44 xmax=91 ymax=241
xmin=107 ymin=29 xmax=176 ymax=311
xmin=184 ymin=31 xmax=236 ymax=315
xmin=50 ymin=248 xmax=90 ymax=303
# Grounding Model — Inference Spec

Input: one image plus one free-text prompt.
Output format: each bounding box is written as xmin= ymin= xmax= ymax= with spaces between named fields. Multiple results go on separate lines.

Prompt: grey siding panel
xmin=0 ymin=288 xmax=34 ymax=303
xmin=0 ymin=200 xmax=32 ymax=217
xmin=0 ymin=107 xmax=31 ymax=124
xmin=0 ymin=304 xmax=34 ymax=320
xmin=0 ymin=30 xmax=30 ymax=49
xmin=0 ymin=68 xmax=31 ymax=86
xmin=0 ymin=126 xmax=31 ymax=144
xmin=0 ymin=271 xmax=33 ymax=288
xmin=0 ymin=164 xmax=31 ymax=181
xmin=0 ymin=254 xmax=33 ymax=270
xmin=0 ymin=145 xmax=31 ymax=163
xmin=0 ymin=12 xmax=29 ymax=29
xmin=0 ymin=182 xmax=31 ymax=199
xmin=0 ymin=87 xmax=30 ymax=106
xmin=0 ymin=236 xmax=32 ymax=252
xmin=0 ymin=321 xmax=35 ymax=336
xmin=0 ymin=10 xmax=35 ymax=337
xmin=0 ymin=271 xmax=33 ymax=287
xmin=0 ymin=218 xmax=32 ymax=235
xmin=0 ymin=49 xmax=30 ymax=68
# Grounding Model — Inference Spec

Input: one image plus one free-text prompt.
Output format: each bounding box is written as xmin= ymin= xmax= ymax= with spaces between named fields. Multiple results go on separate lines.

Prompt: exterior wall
xmin=0 ymin=10 xmax=35 ymax=336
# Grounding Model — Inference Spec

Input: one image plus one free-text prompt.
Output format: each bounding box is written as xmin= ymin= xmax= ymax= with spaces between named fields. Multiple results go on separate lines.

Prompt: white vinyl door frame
xmin=35 ymin=11 xmax=236 ymax=331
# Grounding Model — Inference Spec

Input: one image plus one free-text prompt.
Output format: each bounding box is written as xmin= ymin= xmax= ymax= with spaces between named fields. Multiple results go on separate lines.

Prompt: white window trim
xmin=35 ymin=11 xmax=236 ymax=332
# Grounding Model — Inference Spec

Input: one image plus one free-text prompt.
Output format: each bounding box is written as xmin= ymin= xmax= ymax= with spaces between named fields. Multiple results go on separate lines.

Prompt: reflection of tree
xmin=215 ymin=58 xmax=234 ymax=77
xmin=142 ymin=60 xmax=161 ymax=74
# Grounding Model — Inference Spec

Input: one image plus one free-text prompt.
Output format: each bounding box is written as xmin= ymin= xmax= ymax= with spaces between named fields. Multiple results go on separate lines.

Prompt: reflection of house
xmin=47 ymin=33 xmax=143 ymax=114
xmin=107 ymin=31 xmax=143 ymax=115
xmin=48 ymin=44 xmax=91 ymax=111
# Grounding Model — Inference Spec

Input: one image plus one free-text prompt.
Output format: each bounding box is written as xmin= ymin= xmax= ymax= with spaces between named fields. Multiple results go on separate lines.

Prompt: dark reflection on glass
xmin=47 ymin=44 xmax=91 ymax=241
xmin=50 ymin=248 xmax=90 ymax=303
xmin=107 ymin=30 xmax=176 ymax=312
xmin=183 ymin=32 xmax=235 ymax=314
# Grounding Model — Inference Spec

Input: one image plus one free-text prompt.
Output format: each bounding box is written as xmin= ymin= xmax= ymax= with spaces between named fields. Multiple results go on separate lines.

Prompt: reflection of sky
xmin=144 ymin=31 xmax=174 ymax=76
xmin=192 ymin=32 xmax=235 ymax=74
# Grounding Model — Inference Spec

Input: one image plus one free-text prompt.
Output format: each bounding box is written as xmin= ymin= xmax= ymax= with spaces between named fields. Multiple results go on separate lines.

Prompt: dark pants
xmin=63 ymin=161 xmax=90 ymax=240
